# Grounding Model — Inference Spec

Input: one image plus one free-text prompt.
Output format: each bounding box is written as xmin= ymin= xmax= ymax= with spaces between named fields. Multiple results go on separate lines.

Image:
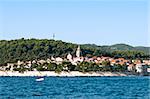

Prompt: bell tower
xmin=76 ymin=45 xmax=80 ymax=58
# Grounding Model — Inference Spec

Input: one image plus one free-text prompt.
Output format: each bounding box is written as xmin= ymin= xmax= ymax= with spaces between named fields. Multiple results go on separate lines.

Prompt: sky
xmin=0 ymin=0 xmax=149 ymax=46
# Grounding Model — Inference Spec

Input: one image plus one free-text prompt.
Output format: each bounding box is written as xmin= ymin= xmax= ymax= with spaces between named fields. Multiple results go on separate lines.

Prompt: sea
xmin=0 ymin=76 xmax=149 ymax=99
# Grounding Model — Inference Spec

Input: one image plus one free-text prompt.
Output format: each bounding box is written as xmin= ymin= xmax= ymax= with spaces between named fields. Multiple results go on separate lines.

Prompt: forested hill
xmin=0 ymin=38 xmax=149 ymax=65
xmin=83 ymin=43 xmax=150 ymax=54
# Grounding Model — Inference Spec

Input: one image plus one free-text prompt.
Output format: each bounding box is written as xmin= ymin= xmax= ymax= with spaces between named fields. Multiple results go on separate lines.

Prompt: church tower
xmin=76 ymin=45 xmax=80 ymax=58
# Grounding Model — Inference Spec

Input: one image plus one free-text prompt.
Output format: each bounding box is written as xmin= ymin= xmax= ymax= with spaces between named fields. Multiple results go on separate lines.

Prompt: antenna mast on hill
xmin=52 ymin=33 xmax=55 ymax=40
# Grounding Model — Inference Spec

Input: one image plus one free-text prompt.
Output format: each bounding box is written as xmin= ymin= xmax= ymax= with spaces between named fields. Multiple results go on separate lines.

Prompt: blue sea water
xmin=0 ymin=76 xmax=149 ymax=99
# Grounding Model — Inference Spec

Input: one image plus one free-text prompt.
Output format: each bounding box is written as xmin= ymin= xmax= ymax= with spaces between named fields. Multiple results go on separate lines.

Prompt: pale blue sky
xmin=0 ymin=0 xmax=149 ymax=46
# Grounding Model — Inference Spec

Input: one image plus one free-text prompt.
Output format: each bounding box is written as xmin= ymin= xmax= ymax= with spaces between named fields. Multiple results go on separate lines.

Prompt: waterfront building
xmin=111 ymin=60 xmax=116 ymax=66
xmin=51 ymin=56 xmax=55 ymax=61
xmin=136 ymin=64 xmax=143 ymax=73
xmin=17 ymin=60 xmax=24 ymax=67
xmin=37 ymin=60 xmax=46 ymax=65
xmin=147 ymin=66 xmax=150 ymax=73
xmin=73 ymin=57 xmax=84 ymax=63
xmin=143 ymin=60 xmax=150 ymax=65
xmin=127 ymin=64 xmax=135 ymax=72
xmin=71 ymin=61 xmax=77 ymax=66
xmin=26 ymin=61 xmax=32 ymax=68
xmin=46 ymin=59 xmax=51 ymax=63
xmin=10 ymin=64 xmax=14 ymax=71
xmin=0 ymin=66 xmax=6 ymax=71
xmin=6 ymin=63 xmax=15 ymax=71
xmin=32 ymin=60 xmax=37 ymax=64
xmin=55 ymin=57 xmax=63 ymax=64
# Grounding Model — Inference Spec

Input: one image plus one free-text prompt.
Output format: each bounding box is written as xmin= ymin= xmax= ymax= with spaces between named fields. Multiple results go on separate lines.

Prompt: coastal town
xmin=0 ymin=0 xmax=149 ymax=98
xmin=0 ymin=45 xmax=150 ymax=76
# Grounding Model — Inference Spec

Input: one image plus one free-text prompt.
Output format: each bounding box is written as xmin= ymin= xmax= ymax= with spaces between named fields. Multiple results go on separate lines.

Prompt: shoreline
xmin=0 ymin=71 xmax=129 ymax=77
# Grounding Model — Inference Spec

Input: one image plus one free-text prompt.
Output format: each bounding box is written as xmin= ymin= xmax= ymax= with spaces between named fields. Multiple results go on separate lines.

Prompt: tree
xmin=0 ymin=39 xmax=149 ymax=65
xmin=101 ymin=60 xmax=110 ymax=66
xmin=62 ymin=61 xmax=76 ymax=71
xmin=46 ymin=63 xmax=57 ymax=71
xmin=55 ymin=64 xmax=63 ymax=73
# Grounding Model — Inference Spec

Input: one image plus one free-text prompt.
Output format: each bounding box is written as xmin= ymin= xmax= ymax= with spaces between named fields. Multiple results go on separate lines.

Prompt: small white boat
xmin=36 ymin=77 xmax=44 ymax=81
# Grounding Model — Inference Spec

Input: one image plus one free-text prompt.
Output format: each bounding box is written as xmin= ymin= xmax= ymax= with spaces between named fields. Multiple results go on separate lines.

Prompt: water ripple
xmin=0 ymin=76 xmax=149 ymax=99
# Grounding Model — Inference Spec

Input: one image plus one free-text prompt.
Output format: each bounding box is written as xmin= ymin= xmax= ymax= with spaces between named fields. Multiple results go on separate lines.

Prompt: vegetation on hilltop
xmin=0 ymin=38 xmax=149 ymax=65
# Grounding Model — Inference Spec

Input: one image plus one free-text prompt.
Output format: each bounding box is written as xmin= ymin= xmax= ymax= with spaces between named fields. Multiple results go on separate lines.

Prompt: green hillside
xmin=0 ymin=38 xmax=149 ymax=65
xmin=110 ymin=44 xmax=135 ymax=50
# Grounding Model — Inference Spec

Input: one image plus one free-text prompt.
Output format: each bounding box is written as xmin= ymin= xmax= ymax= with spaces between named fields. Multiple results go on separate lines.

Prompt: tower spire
xmin=76 ymin=45 xmax=80 ymax=58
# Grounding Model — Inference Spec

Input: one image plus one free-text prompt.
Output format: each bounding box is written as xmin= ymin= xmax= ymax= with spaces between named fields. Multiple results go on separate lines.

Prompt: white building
xmin=17 ymin=60 xmax=24 ymax=67
xmin=147 ymin=67 xmax=150 ymax=73
xmin=37 ymin=60 xmax=46 ymax=65
xmin=127 ymin=64 xmax=135 ymax=72
xmin=55 ymin=57 xmax=63 ymax=64
xmin=46 ymin=59 xmax=51 ymax=63
xmin=7 ymin=63 xmax=15 ymax=71
xmin=56 ymin=57 xmax=63 ymax=62
xmin=51 ymin=56 xmax=55 ymax=61
xmin=136 ymin=64 xmax=143 ymax=73
xmin=67 ymin=53 xmax=73 ymax=62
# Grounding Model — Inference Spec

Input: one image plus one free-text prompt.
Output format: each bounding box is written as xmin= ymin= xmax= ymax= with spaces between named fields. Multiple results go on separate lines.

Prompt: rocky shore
xmin=0 ymin=71 xmax=128 ymax=77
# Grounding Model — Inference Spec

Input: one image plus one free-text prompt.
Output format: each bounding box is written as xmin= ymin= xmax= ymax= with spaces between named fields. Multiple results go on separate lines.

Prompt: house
xmin=127 ymin=64 xmax=135 ymax=72
xmin=55 ymin=57 xmax=63 ymax=64
xmin=7 ymin=63 xmax=15 ymax=71
xmin=46 ymin=59 xmax=51 ymax=63
xmin=32 ymin=60 xmax=37 ymax=64
xmin=136 ymin=64 xmax=143 ymax=73
xmin=147 ymin=66 xmax=150 ymax=73
xmin=135 ymin=63 xmax=148 ymax=75
xmin=37 ymin=60 xmax=46 ymax=65
xmin=67 ymin=53 xmax=73 ymax=62
xmin=143 ymin=60 xmax=150 ymax=65
xmin=17 ymin=60 xmax=24 ymax=67
xmin=73 ymin=57 xmax=84 ymax=63
xmin=111 ymin=60 xmax=116 ymax=66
